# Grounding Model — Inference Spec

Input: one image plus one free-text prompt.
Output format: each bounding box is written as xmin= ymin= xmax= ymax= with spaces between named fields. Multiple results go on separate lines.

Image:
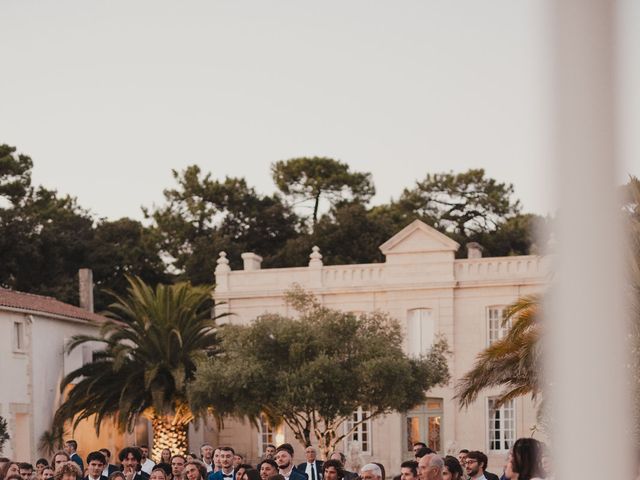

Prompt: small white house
xmin=0 ymin=270 xmax=136 ymax=461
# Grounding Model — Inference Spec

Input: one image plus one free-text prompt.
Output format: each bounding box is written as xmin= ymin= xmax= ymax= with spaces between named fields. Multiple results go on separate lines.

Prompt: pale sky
xmin=1 ymin=1 xmax=638 ymax=220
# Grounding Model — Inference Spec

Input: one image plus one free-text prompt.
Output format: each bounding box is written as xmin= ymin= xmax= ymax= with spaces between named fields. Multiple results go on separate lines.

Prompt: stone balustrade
xmin=215 ymin=251 xmax=549 ymax=296
xmin=454 ymin=255 xmax=551 ymax=284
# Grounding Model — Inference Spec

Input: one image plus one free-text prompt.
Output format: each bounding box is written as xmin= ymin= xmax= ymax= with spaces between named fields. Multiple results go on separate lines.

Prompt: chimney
xmin=241 ymin=252 xmax=263 ymax=270
xmin=79 ymin=268 xmax=94 ymax=312
xmin=466 ymin=242 xmax=483 ymax=259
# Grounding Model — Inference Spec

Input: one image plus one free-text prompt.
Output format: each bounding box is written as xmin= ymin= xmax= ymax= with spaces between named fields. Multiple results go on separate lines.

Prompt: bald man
xmin=417 ymin=454 xmax=444 ymax=480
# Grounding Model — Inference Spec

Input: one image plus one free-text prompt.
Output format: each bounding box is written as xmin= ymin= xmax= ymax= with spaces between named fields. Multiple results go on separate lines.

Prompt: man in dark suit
xmin=275 ymin=444 xmax=307 ymax=480
xmin=207 ymin=447 xmax=235 ymax=480
xmin=65 ymin=440 xmax=84 ymax=472
xmin=99 ymin=449 xmax=119 ymax=477
xmin=119 ymin=447 xmax=150 ymax=480
xmin=464 ymin=451 xmax=499 ymax=480
xmin=84 ymin=451 xmax=109 ymax=480
xmin=297 ymin=447 xmax=323 ymax=480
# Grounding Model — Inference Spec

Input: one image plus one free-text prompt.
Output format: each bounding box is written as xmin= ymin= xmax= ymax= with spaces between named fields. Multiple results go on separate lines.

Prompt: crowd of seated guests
xmin=0 ymin=437 xmax=556 ymax=480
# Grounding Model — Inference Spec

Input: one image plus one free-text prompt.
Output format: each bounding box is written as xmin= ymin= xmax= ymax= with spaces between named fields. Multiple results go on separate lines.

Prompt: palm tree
xmin=51 ymin=276 xmax=224 ymax=459
xmin=455 ymin=295 xmax=541 ymax=409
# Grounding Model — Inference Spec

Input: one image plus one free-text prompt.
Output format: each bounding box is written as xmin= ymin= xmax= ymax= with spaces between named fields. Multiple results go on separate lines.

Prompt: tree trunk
xmin=150 ymin=415 xmax=189 ymax=462
xmin=312 ymin=192 xmax=321 ymax=226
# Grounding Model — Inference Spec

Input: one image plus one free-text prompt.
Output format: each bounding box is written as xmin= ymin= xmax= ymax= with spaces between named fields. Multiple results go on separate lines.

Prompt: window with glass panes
xmin=487 ymin=307 xmax=511 ymax=346
xmin=344 ymin=408 xmax=371 ymax=454
xmin=487 ymin=398 xmax=515 ymax=451
xmin=258 ymin=414 xmax=274 ymax=455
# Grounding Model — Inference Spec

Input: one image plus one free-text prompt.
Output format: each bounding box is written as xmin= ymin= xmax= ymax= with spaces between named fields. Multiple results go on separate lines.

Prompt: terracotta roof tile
xmin=0 ymin=288 xmax=109 ymax=324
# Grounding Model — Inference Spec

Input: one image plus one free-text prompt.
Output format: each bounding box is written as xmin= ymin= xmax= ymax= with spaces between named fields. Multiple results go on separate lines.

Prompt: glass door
xmin=406 ymin=398 xmax=443 ymax=453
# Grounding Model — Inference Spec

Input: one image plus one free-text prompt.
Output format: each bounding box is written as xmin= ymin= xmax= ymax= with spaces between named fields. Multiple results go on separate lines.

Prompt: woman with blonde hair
xmin=149 ymin=468 xmax=168 ymax=480
xmin=160 ymin=450 xmax=172 ymax=465
xmin=108 ymin=473 xmax=125 ymax=480
xmin=53 ymin=462 xmax=81 ymax=480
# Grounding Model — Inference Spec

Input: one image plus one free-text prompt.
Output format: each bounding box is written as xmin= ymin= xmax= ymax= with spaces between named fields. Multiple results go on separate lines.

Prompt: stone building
xmin=204 ymin=220 xmax=549 ymax=471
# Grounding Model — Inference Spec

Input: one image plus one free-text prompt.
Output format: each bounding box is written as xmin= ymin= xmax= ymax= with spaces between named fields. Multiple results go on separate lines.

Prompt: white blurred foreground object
xmin=549 ymin=0 xmax=633 ymax=479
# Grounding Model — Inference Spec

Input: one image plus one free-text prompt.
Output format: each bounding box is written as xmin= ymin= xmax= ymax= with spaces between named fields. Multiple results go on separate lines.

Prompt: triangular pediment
xmin=379 ymin=219 xmax=460 ymax=255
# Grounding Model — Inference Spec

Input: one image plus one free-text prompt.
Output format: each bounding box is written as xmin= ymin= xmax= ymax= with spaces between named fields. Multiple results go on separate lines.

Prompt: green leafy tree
xmin=311 ymin=202 xmax=400 ymax=264
xmin=148 ymin=165 xmax=299 ymax=282
xmin=470 ymin=213 xmax=552 ymax=257
xmin=0 ymin=415 xmax=9 ymax=454
xmin=189 ymin=287 xmax=449 ymax=458
xmin=0 ymin=144 xmax=33 ymax=205
xmin=271 ymin=157 xmax=375 ymax=226
xmin=52 ymin=276 xmax=225 ymax=458
xmin=88 ymin=218 xmax=171 ymax=310
xmin=0 ymin=184 xmax=95 ymax=304
xmin=0 ymin=144 xmax=169 ymax=306
xmin=396 ymin=168 xmax=521 ymax=237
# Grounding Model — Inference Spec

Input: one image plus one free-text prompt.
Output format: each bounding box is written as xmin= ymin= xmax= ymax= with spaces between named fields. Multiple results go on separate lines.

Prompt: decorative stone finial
xmin=215 ymin=251 xmax=231 ymax=273
xmin=466 ymin=242 xmax=483 ymax=259
xmin=309 ymin=245 xmax=323 ymax=267
xmin=241 ymin=252 xmax=263 ymax=270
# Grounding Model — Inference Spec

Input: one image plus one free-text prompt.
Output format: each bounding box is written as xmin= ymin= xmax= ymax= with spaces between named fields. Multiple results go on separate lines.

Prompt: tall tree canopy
xmin=189 ymin=287 xmax=449 ymax=458
xmin=396 ymin=169 xmax=521 ymax=236
xmin=148 ymin=165 xmax=299 ymax=282
xmin=0 ymin=144 xmax=169 ymax=306
xmin=271 ymin=157 xmax=375 ymax=226
xmin=0 ymin=183 xmax=95 ymax=303
xmin=88 ymin=218 xmax=170 ymax=310
xmin=0 ymin=144 xmax=33 ymax=205
xmin=1 ymin=142 xmax=543 ymax=301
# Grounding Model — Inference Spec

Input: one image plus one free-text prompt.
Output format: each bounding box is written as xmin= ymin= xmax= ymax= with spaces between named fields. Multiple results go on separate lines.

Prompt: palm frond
xmin=51 ymin=276 xmax=223 ymax=437
xmin=455 ymin=295 xmax=542 ymax=409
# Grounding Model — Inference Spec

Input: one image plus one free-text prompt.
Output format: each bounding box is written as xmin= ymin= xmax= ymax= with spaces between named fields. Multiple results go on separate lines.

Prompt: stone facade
xmin=207 ymin=220 xmax=549 ymax=472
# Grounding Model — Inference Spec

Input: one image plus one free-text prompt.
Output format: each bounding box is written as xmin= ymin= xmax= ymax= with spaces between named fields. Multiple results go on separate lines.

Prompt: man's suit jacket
xmin=83 ymin=475 xmax=108 ymax=480
xmin=208 ymin=470 xmax=235 ymax=480
xmin=133 ymin=472 xmax=150 ymax=480
xmin=297 ymin=461 xmax=323 ymax=480
xmin=342 ymin=472 xmax=357 ymax=480
xmin=288 ymin=468 xmax=308 ymax=480
xmin=71 ymin=453 xmax=85 ymax=472
xmin=484 ymin=471 xmax=500 ymax=480
xmin=106 ymin=465 xmax=120 ymax=477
